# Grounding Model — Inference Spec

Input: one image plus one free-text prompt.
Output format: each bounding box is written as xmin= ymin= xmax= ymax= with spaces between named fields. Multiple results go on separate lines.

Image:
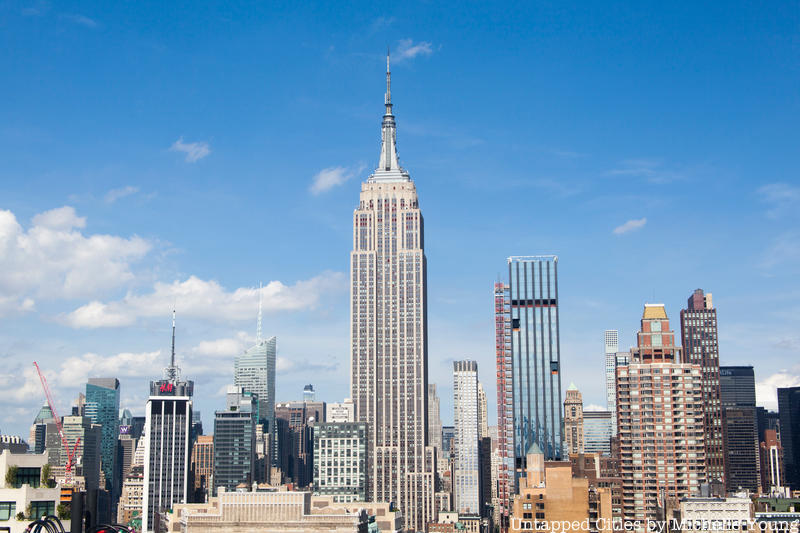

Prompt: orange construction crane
xmin=33 ymin=362 xmax=80 ymax=487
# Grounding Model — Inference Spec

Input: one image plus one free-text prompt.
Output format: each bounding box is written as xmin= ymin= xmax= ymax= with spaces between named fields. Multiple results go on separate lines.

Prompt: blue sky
xmin=1 ymin=0 xmax=798 ymax=437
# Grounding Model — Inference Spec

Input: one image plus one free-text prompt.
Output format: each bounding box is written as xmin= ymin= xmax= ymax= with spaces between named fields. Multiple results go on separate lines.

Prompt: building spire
xmin=370 ymin=49 xmax=409 ymax=182
xmin=256 ymin=282 xmax=263 ymax=343
xmin=385 ymin=48 xmax=392 ymax=115
xmin=165 ymin=308 xmax=180 ymax=382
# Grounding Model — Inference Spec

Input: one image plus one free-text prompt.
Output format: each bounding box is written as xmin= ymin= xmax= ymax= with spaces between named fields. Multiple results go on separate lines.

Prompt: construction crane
xmin=33 ymin=362 xmax=80 ymax=487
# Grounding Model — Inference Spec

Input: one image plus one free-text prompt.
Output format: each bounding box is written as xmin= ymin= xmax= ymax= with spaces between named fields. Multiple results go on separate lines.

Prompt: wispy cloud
xmin=170 ymin=137 xmax=211 ymax=163
xmin=105 ymin=185 xmax=139 ymax=204
xmin=759 ymin=231 xmax=800 ymax=271
xmin=613 ymin=217 xmax=647 ymax=235
xmin=369 ymin=16 xmax=395 ymax=33
xmin=606 ymin=158 xmax=684 ymax=184
xmin=309 ymin=164 xmax=365 ymax=195
xmin=758 ymin=183 xmax=800 ymax=219
xmin=62 ymin=13 xmax=98 ymax=28
xmin=395 ymin=39 xmax=434 ymax=61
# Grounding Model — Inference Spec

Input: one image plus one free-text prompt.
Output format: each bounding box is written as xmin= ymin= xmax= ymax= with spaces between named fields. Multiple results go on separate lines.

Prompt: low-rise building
xmin=674 ymin=496 xmax=753 ymax=532
xmin=0 ymin=450 xmax=62 ymax=533
xmin=161 ymin=487 xmax=369 ymax=532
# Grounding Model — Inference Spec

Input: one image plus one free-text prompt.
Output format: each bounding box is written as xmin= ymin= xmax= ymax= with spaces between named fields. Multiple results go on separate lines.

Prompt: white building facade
xmin=453 ymin=360 xmax=480 ymax=515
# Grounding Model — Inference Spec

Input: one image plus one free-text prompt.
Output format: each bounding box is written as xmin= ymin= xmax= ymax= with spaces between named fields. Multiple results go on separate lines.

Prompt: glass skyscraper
xmin=507 ymin=256 xmax=563 ymax=463
xmin=234 ymin=335 xmax=276 ymax=429
xmin=85 ymin=378 xmax=120 ymax=495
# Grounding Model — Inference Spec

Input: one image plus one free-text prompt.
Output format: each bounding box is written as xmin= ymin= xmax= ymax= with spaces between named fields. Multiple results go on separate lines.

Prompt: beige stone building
xmin=564 ymin=384 xmax=584 ymax=455
xmin=509 ymin=446 xmax=612 ymax=533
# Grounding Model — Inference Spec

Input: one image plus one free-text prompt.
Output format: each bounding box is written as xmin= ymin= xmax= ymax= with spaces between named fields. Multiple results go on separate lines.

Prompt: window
xmin=16 ymin=467 xmax=41 ymax=488
xmin=30 ymin=501 xmax=55 ymax=519
xmin=0 ymin=502 xmax=15 ymax=521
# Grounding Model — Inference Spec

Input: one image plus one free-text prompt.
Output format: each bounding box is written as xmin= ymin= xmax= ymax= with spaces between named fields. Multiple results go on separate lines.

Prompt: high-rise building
xmin=349 ymin=54 xmax=434 ymax=531
xmin=60 ymin=415 xmax=102 ymax=490
xmin=777 ymin=386 xmax=800 ymax=490
xmin=234 ymin=335 xmax=276 ymax=429
xmin=29 ymin=404 xmax=54 ymax=456
xmin=478 ymin=382 xmax=489 ymax=441
xmin=757 ymin=407 xmax=782 ymax=443
xmin=85 ymin=378 xmax=121 ymax=498
xmin=275 ymin=401 xmax=325 ymax=488
xmin=213 ymin=386 xmax=257 ymax=493
xmin=583 ymin=411 xmax=613 ymax=456
xmin=303 ymin=384 xmax=316 ymax=403
xmin=494 ymin=281 xmax=514 ymax=527
xmin=760 ymin=429 xmax=786 ymax=496
xmin=719 ymin=366 xmax=760 ymax=492
xmin=494 ymin=256 xmax=563 ymax=528
xmin=604 ymin=330 xmax=619 ymax=434
xmin=428 ymin=385 xmax=443 ymax=466
xmin=681 ymin=288 xmax=724 ymax=486
xmin=617 ymin=304 xmax=706 ymax=522
xmin=454 ymin=360 xmax=480 ymax=515
xmin=564 ymin=384 xmax=584 ymax=455
xmin=313 ymin=421 xmax=368 ymax=502
xmin=142 ymin=314 xmax=194 ymax=532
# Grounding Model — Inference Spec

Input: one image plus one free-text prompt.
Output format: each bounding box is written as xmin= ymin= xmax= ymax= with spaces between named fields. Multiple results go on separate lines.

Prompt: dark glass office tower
xmin=213 ymin=386 xmax=257 ymax=492
xmin=719 ymin=366 xmax=759 ymax=492
xmin=506 ymin=256 xmax=563 ymax=465
xmin=680 ymin=289 xmax=724 ymax=485
xmin=778 ymin=387 xmax=800 ymax=490
xmin=85 ymin=378 xmax=121 ymax=499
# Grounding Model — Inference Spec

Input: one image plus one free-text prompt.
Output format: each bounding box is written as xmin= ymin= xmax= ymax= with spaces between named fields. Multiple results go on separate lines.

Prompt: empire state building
xmin=350 ymin=55 xmax=435 ymax=530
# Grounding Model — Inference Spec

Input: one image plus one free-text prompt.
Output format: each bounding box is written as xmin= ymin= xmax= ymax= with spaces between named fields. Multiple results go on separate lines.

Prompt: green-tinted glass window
xmin=0 ymin=502 xmax=15 ymax=521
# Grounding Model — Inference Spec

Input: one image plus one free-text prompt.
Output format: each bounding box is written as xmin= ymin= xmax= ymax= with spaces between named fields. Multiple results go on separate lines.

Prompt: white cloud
xmin=309 ymin=166 xmax=360 ymax=195
xmin=57 ymin=351 xmax=163 ymax=387
xmin=190 ymin=331 xmax=254 ymax=358
xmin=105 ymin=185 xmax=139 ymax=204
xmin=31 ymin=205 xmax=86 ymax=229
xmin=584 ymin=404 xmax=607 ymax=412
xmin=756 ymin=368 xmax=800 ymax=410
xmin=758 ymin=183 xmax=800 ymax=219
xmin=0 ymin=366 xmax=44 ymax=405
xmin=613 ymin=217 xmax=647 ymax=235
xmin=61 ymin=271 xmax=346 ymax=328
xmin=170 ymin=137 xmax=211 ymax=163
xmin=395 ymin=39 xmax=434 ymax=61
xmin=0 ymin=207 xmax=151 ymax=313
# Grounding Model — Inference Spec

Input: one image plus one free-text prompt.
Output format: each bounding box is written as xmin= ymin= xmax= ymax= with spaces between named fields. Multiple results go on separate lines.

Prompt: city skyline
xmin=2 ymin=1 xmax=799 ymax=443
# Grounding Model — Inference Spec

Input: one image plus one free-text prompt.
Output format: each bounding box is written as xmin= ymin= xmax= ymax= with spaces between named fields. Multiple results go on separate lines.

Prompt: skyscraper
xmin=564 ymin=383 xmax=584 ymax=455
xmin=85 ymin=378 xmax=121 ymax=498
xmin=428 ymin=384 xmax=443 ymax=467
xmin=142 ymin=313 xmax=194 ymax=532
xmin=777 ymin=386 xmax=800 ymax=490
xmin=680 ymin=288 xmax=724 ymax=485
xmin=453 ymin=360 xmax=480 ymax=515
xmin=583 ymin=411 xmax=613 ymax=456
xmin=303 ymin=384 xmax=315 ymax=403
xmin=478 ymin=382 xmax=489 ymax=441
xmin=617 ymin=304 xmax=705 ymax=522
xmin=719 ymin=366 xmax=759 ymax=492
xmin=494 ymin=281 xmax=514 ymax=526
xmin=213 ymin=386 xmax=257 ymax=493
xmin=508 ymin=256 xmax=563 ymax=458
xmin=234 ymin=335 xmax=276 ymax=429
xmin=604 ymin=330 xmax=619 ymax=434
xmin=349 ymin=54 xmax=434 ymax=530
